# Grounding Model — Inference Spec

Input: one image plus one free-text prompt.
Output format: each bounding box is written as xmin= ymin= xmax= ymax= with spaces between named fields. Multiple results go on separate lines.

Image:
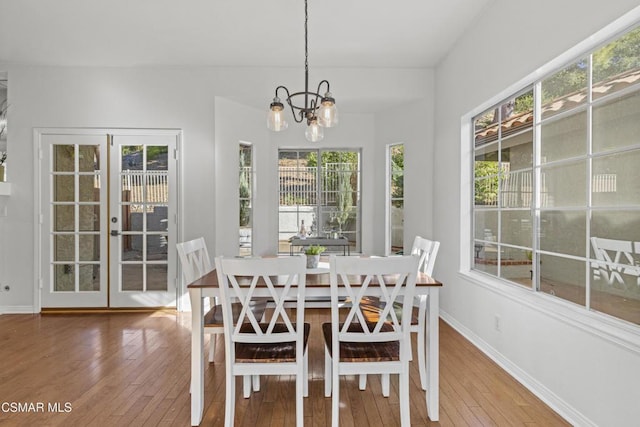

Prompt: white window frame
xmin=460 ymin=8 xmax=640 ymax=353
xmin=386 ymin=143 xmax=404 ymax=256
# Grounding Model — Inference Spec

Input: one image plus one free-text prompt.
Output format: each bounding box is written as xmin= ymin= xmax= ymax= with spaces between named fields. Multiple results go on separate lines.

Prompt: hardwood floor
xmin=0 ymin=310 xmax=569 ymax=426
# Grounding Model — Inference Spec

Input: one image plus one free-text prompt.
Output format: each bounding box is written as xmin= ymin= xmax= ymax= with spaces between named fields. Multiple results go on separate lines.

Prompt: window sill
xmin=459 ymin=269 xmax=640 ymax=354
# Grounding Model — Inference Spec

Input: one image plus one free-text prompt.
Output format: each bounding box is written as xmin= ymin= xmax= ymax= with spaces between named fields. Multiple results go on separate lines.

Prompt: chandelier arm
xmin=316 ymin=80 xmax=330 ymax=96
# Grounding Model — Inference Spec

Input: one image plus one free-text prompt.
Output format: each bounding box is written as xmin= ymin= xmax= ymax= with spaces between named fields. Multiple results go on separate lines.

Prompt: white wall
xmin=434 ymin=1 xmax=640 ymax=425
xmin=0 ymin=64 xmax=428 ymax=311
xmin=374 ymin=88 xmax=435 ymax=256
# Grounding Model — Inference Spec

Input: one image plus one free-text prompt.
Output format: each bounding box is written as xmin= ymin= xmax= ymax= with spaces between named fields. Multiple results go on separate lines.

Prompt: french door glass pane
xmin=122 ymin=264 xmax=143 ymax=291
xmin=54 ymin=206 xmax=74 ymax=231
xmin=79 ymin=265 xmax=99 ymax=291
xmin=53 ymin=145 xmax=74 ymax=172
xmin=54 ymin=176 xmax=74 ymax=202
xmin=79 ymin=205 xmax=99 ymax=231
xmin=54 ymin=265 xmax=74 ymax=291
xmin=147 ymin=265 xmax=168 ymax=291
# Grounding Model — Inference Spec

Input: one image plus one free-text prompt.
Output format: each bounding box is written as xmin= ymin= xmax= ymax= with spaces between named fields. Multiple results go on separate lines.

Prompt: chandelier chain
xmin=305 ymin=0 xmax=308 ymax=75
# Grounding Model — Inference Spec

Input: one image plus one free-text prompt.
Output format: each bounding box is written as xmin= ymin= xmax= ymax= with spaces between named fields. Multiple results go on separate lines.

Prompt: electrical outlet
xmin=494 ymin=314 xmax=501 ymax=332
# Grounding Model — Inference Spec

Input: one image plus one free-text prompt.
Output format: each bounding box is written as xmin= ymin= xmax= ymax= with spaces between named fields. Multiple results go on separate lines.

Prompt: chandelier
xmin=266 ymin=0 xmax=338 ymax=142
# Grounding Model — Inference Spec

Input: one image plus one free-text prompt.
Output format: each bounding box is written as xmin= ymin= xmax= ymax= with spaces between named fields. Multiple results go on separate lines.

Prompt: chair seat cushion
xmin=235 ymin=323 xmax=311 ymax=363
xmin=204 ymin=299 xmax=268 ymax=327
xmin=321 ymin=322 xmax=399 ymax=362
xmin=360 ymin=297 xmax=419 ymax=325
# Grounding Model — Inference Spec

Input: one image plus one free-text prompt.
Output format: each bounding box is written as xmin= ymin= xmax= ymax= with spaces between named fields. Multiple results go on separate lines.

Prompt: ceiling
xmin=0 ymin=0 xmax=493 ymax=114
xmin=0 ymin=0 xmax=492 ymax=68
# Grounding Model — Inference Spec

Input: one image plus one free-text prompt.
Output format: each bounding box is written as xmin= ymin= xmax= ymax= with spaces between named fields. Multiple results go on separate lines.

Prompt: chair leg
xmin=331 ymin=357 xmax=340 ymax=427
xmin=399 ymin=368 xmax=411 ymax=427
xmin=243 ymin=375 xmax=251 ymax=398
xmin=417 ymin=298 xmax=428 ymax=390
xmin=381 ymin=373 xmax=390 ymax=397
xmin=208 ymin=333 xmax=216 ymax=362
xmin=252 ymin=375 xmax=260 ymax=392
xmin=324 ymin=345 xmax=332 ymax=397
xmin=297 ymin=354 xmax=304 ymax=427
xmin=303 ymin=348 xmax=309 ymax=397
xmin=225 ymin=371 xmax=235 ymax=427
xmin=358 ymin=374 xmax=367 ymax=390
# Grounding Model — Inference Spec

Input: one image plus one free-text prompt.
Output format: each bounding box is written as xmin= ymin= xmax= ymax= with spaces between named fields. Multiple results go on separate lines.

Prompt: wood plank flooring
xmin=0 ymin=310 xmax=569 ymax=426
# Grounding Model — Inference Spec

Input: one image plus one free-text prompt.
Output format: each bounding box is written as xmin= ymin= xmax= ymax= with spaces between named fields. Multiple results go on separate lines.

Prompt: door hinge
xmin=173 ymin=148 xmax=178 ymax=160
xmin=39 ymin=278 xmax=43 ymax=290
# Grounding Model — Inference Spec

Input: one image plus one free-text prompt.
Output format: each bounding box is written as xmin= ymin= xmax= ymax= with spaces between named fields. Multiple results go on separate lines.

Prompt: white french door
xmin=39 ymin=130 xmax=179 ymax=308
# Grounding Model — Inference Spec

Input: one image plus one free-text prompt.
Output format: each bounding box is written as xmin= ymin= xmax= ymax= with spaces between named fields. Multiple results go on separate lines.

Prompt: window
xmin=278 ymin=149 xmax=361 ymax=253
xmin=239 ymin=143 xmax=253 ymax=256
xmin=471 ymin=24 xmax=640 ymax=326
xmin=388 ymin=144 xmax=404 ymax=255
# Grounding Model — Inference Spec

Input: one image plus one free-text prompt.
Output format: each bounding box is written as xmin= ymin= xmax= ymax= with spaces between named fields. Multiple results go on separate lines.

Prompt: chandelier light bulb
xmin=305 ymin=118 xmax=324 ymax=142
xmin=318 ymin=92 xmax=338 ymax=128
xmin=267 ymin=98 xmax=288 ymax=132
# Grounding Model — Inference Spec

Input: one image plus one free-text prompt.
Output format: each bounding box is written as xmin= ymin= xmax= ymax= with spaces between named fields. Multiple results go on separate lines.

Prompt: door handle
xmin=110 ymin=230 xmax=121 ymax=236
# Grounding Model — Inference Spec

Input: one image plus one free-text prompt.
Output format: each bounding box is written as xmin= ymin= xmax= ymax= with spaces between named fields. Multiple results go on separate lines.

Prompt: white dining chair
xmin=360 ymin=235 xmax=440 ymax=391
xmin=177 ymin=237 xmax=266 ymax=363
xmin=323 ymin=254 xmax=419 ymax=427
xmin=215 ymin=255 xmax=309 ymax=427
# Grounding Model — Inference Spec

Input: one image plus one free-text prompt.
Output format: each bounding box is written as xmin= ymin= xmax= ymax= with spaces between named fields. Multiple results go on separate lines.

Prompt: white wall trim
xmin=440 ymin=309 xmax=597 ymax=427
xmin=0 ymin=306 xmax=36 ymax=314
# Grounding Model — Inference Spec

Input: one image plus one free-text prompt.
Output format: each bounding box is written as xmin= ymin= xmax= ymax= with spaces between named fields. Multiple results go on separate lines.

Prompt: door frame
xmin=34 ymin=127 xmax=184 ymax=312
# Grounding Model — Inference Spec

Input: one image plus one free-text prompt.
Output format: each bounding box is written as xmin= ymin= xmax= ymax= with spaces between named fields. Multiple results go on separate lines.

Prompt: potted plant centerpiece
xmin=304 ymin=245 xmax=325 ymax=269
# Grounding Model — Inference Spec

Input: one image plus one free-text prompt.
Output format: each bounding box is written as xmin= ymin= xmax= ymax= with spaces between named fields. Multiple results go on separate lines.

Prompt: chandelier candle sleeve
xmin=266 ymin=0 xmax=338 ymax=142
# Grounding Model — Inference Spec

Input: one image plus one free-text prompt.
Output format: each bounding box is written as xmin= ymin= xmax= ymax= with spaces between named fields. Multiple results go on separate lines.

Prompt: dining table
xmin=187 ymin=260 xmax=443 ymax=426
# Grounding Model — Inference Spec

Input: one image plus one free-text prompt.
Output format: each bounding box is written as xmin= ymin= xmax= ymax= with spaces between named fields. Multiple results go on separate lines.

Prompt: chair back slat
xmin=176 ymin=237 xmax=212 ymax=283
xmin=215 ymin=256 xmax=306 ymax=347
xmin=411 ymin=236 xmax=440 ymax=276
xmin=329 ymin=255 xmax=419 ymax=356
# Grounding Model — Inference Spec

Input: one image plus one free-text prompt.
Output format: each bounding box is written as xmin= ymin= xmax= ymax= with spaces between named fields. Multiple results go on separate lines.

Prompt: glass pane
xmin=592 ymin=150 xmax=640 ymax=206
xmin=79 ymin=235 xmax=100 ymax=261
xmin=121 ymin=264 xmax=143 ymax=291
xmin=54 ymin=175 xmax=74 ymax=202
xmin=592 ymin=211 xmax=640 ymax=243
xmin=540 ymin=111 xmax=587 ymax=163
xmin=79 ymin=264 xmax=99 ymax=291
xmin=54 ymin=264 xmax=74 ymax=292
xmin=146 ymin=205 xmax=168 ymax=231
xmin=79 ymin=175 xmax=99 ymax=202
xmin=54 ymin=205 xmax=74 ymax=231
xmin=499 ymin=247 xmax=533 ymax=288
xmin=540 ymin=211 xmax=587 ymax=257
xmin=474 ymin=177 xmax=499 ymax=207
xmin=53 ymin=145 xmax=74 ymax=172
xmin=540 ymin=161 xmax=587 ymax=208
xmin=500 ymin=169 xmax=533 ymax=208
xmin=54 ymin=234 xmax=74 ymax=262
xmin=123 ymin=235 xmax=143 ymax=261
xmin=391 ymin=199 xmax=403 ymax=254
xmin=592 ymin=26 xmax=640 ymax=100
xmin=474 ymin=108 xmax=498 ymax=147
xmin=146 ymin=146 xmax=168 ymax=171
xmin=474 ymin=142 xmax=499 ymax=178
xmin=122 ymin=205 xmax=143 ymax=232
xmin=122 ymin=173 xmax=144 ymax=203
xmin=593 ymin=92 xmax=640 ymax=153
xmin=474 ymin=210 xmax=498 ymax=241
xmin=590 ymin=236 xmax=640 ymax=324
xmin=239 ymin=201 xmax=251 ymax=228
xmin=146 ymin=265 xmax=168 ymax=291
xmin=146 ymin=173 xmax=168 ymax=203
xmin=240 ymin=144 xmax=252 ymax=168
xmin=79 ymin=205 xmax=99 ymax=231
xmin=147 ymin=235 xmax=168 ymax=261
xmin=391 ymin=171 xmax=403 ymax=199
xmin=502 ymin=130 xmax=533 ymax=171
xmin=473 ymin=242 xmax=498 ymax=275
xmin=122 ymin=145 xmax=143 ymax=171
xmin=78 ymin=145 xmax=100 ymax=172
xmin=501 ymin=210 xmax=532 ymax=247
xmin=541 ymin=58 xmax=588 ymax=119
xmin=539 ymin=254 xmax=586 ymax=306
xmin=239 ymin=225 xmax=252 ymax=256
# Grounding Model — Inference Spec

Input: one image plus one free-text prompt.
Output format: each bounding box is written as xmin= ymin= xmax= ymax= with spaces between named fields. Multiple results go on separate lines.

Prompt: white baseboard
xmin=439 ymin=310 xmax=595 ymax=427
xmin=0 ymin=305 xmax=36 ymax=314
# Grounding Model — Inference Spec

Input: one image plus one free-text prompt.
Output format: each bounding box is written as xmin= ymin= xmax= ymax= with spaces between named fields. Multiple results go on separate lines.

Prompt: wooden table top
xmin=188 ymin=268 xmax=442 ymax=289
